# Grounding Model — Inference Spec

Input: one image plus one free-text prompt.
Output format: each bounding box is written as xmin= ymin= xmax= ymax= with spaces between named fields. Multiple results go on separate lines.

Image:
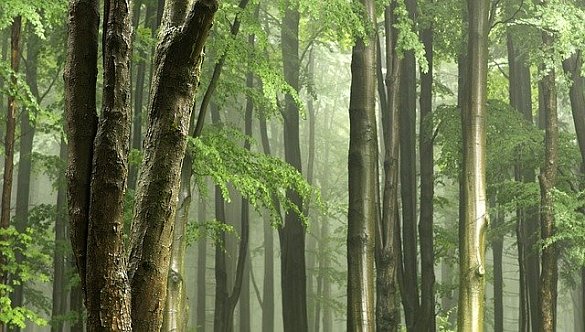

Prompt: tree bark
xmin=457 ymin=0 xmax=489 ymax=331
xmin=492 ymin=203 xmax=504 ymax=332
xmin=127 ymin=1 xmax=218 ymax=330
xmin=377 ymin=2 xmax=401 ymax=332
xmin=537 ymin=14 xmax=558 ymax=332
xmin=417 ymin=8 xmax=436 ymax=331
xmin=196 ymin=197 xmax=208 ymax=332
xmin=279 ymin=5 xmax=308 ymax=332
xmin=398 ymin=1 xmax=420 ymax=328
xmin=347 ymin=0 xmax=377 ymax=329
xmin=51 ymin=140 xmax=68 ymax=332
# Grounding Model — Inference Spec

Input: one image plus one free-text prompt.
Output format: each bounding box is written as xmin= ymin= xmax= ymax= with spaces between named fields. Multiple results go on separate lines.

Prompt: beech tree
xmin=65 ymin=0 xmax=218 ymax=330
xmin=457 ymin=0 xmax=489 ymax=330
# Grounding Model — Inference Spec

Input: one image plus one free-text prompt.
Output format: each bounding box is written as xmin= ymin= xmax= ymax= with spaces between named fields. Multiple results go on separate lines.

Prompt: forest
xmin=0 ymin=0 xmax=585 ymax=331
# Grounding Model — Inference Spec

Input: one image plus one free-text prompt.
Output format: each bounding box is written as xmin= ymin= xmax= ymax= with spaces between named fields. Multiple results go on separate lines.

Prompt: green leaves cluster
xmin=191 ymin=126 xmax=318 ymax=226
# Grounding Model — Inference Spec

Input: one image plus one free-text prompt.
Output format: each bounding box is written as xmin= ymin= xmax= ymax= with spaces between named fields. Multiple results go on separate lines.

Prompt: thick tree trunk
xmin=398 ymin=1 xmax=420 ymax=329
xmin=537 ymin=20 xmax=558 ymax=332
xmin=417 ymin=10 xmax=436 ymax=332
xmin=51 ymin=140 xmax=68 ymax=332
xmin=457 ymin=0 xmax=489 ymax=331
xmin=347 ymin=0 xmax=377 ymax=329
xmin=84 ymin=0 xmax=134 ymax=330
xmin=196 ymin=197 xmax=208 ymax=332
xmin=279 ymin=5 xmax=308 ymax=332
xmin=128 ymin=1 xmax=218 ymax=330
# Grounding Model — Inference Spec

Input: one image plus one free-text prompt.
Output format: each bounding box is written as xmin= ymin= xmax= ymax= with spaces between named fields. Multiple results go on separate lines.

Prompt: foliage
xmin=185 ymin=219 xmax=236 ymax=247
xmin=190 ymin=125 xmax=320 ymax=227
xmin=0 ymin=226 xmax=51 ymax=329
xmin=545 ymin=189 xmax=585 ymax=267
xmin=0 ymin=0 xmax=67 ymax=38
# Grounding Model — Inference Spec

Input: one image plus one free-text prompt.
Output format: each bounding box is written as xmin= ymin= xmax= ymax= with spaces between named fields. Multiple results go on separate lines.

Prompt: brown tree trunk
xmin=51 ymin=139 xmax=68 ymax=332
xmin=196 ymin=197 xmax=208 ymax=332
xmin=537 ymin=16 xmax=558 ymax=332
xmin=417 ymin=8 xmax=435 ymax=331
xmin=259 ymin=110 xmax=275 ymax=332
xmin=398 ymin=1 xmax=420 ymax=328
xmin=347 ymin=0 xmax=377 ymax=329
xmin=127 ymin=1 xmax=218 ymax=330
xmin=279 ymin=5 xmax=308 ymax=332
xmin=457 ymin=0 xmax=489 ymax=330
xmin=12 ymin=26 xmax=39 ymax=325
xmin=84 ymin=0 xmax=133 ymax=329
xmin=377 ymin=2 xmax=401 ymax=332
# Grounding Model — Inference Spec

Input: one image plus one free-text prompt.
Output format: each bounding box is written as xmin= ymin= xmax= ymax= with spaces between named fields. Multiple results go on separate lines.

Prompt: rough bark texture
xmin=376 ymin=3 xmax=401 ymax=332
xmin=84 ymin=0 xmax=134 ymax=330
xmin=279 ymin=5 xmax=308 ymax=332
xmin=457 ymin=0 xmax=489 ymax=330
xmin=128 ymin=1 xmax=218 ymax=330
xmin=398 ymin=1 xmax=420 ymax=328
xmin=417 ymin=9 xmax=436 ymax=332
xmin=64 ymin=0 xmax=99 ymax=304
xmin=537 ymin=19 xmax=558 ymax=332
xmin=347 ymin=0 xmax=377 ymax=329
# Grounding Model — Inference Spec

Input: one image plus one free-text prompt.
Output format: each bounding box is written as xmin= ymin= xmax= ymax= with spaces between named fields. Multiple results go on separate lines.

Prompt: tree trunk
xmin=377 ymin=2 xmax=401 ymax=332
xmin=457 ymin=0 xmax=489 ymax=330
xmin=51 ymin=140 xmax=68 ymax=332
xmin=84 ymin=0 xmax=133 ymax=329
xmin=259 ymin=110 xmax=275 ymax=332
xmin=196 ymin=197 xmax=208 ymax=332
xmin=11 ymin=26 xmax=40 ymax=327
xmin=127 ymin=1 xmax=218 ymax=330
xmin=213 ymin=185 xmax=231 ymax=332
xmin=69 ymin=260 xmax=84 ymax=331
xmin=279 ymin=5 xmax=308 ymax=332
xmin=492 ymin=203 xmax=504 ymax=332
xmin=0 ymin=17 xmax=21 ymax=297
xmin=537 ymin=14 xmax=558 ymax=332
xmin=417 ymin=8 xmax=436 ymax=331
xmin=347 ymin=0 xmax=377 ymax=329
xmin=398 ymin=1 xmax=420 ymax=329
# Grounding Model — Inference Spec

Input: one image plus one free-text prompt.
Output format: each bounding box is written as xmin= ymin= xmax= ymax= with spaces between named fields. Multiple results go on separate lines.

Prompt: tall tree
xmin=279 ymin=3 xmax=308 ymax=331
xmin=377 ymin=2 xmax=401 ymax=331
xmin=417 ymin=2 xmax=436 ymax=329
xmin=196 ymin=197 xmax=208 ymax=332
xmin=457 ymin=0 xmax=489 ymax=331
xmin=537 ymin=1 xmax=558 ymax=330
xmin=347 ymin=0 xmax=377 ymax=329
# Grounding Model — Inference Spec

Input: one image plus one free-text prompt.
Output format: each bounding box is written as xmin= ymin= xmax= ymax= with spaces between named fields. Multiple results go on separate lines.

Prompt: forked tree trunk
xmin=347 ymin=0 xmax=377 ymax=329
xmin=377 ymin=2 xmax=401 ymax=332
xmin=457 ymin=0 xmax=489 ymax=330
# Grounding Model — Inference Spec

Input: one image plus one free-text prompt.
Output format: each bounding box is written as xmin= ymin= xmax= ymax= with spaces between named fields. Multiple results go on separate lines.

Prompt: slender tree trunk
xmin=196 ymin=197 xmax=208 ymax=332
xmin=347 ymin=0 xmax=377 ymax=329
xmin=51 ymin=140 xmax=68 ymax=332
xmin=417 ymin=8 xmax=436 ymax=331
xmin=398 ymin=1 xmax=420 ymax=328
xmin=457 ymin=0 xmax=489 ymax=331
xmin=537 ymin=11 xmax=558 ymax=331
xmin=376 ymin=2 xmax=401 ymax=332
xmin=492 ymin=203 xmax=504 ymax=332
xmin=279 ymin=5 xmax=308 ymax=332
xmin=11 ymin=27 xmax=40 ymax=328
xmin=213 ymin=184 xmax=231 ymax=332
xmin=259 ymin=110 xmax=275 ymax=332
xmin=69 ymin=259 xmax=84 ymax=331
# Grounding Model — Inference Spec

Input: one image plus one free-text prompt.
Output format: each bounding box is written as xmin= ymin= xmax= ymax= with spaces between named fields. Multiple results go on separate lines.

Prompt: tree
xmin=457 ymin=0 xmax=489 ymax=330
xmin=347 ymin=0 xmax=377 ymax=329
xmin=65 ymin=0 xmax=219 ymax=330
